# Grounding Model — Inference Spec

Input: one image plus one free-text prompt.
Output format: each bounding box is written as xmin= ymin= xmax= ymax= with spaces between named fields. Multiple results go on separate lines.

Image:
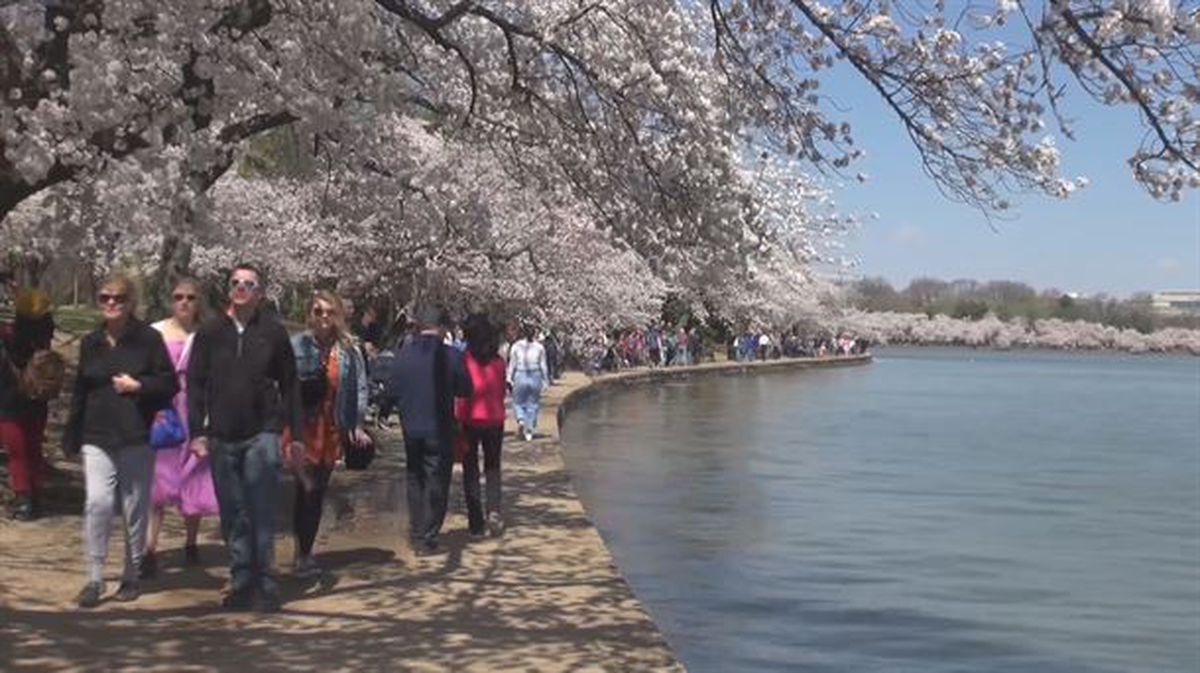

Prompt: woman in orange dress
xmin=286 ymin=291 xmax=369 ymax=578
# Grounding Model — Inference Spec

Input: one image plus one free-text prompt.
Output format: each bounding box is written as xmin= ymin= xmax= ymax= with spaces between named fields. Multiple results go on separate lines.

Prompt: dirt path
xmin=0 ymin=369 xmax=684 ymax=672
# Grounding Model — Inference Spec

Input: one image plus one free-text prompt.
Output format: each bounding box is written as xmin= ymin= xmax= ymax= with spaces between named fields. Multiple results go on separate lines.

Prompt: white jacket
xmin=507 ymin=339 xmax=549 ymax=384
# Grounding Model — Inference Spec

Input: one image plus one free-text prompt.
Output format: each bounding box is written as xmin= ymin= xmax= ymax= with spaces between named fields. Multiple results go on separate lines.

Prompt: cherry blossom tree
xmin=704 ymin=0 xmax=1198 ymax=206
xmin=190 ymin=115 xmax=669 ymax=329
xmin=2 ymin=1 xmax=1196 ymax=329
xmin=5 ymin=1 xmax=1196 ymax=219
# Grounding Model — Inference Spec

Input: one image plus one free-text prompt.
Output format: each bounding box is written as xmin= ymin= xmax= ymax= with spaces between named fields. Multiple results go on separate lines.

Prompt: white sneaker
xmin=524 ymin=431 xmax=534 ymax=442
xmin=487 ymin=512 xmax=505 ymax=538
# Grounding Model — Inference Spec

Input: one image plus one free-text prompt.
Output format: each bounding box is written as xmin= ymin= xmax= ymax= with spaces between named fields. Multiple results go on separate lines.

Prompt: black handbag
xmin=343 ymin=430 xmax=375 ymax=470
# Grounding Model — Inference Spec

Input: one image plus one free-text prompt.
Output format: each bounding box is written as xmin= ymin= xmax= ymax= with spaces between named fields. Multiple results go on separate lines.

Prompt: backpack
xmin=19 ymin=349 xmax=65 ymax=401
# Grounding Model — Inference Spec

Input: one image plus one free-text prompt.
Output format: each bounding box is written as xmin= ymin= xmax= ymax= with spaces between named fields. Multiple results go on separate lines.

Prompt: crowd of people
xmin=573 ymin=325 xmax=868 ymax=373
xmin=728 ymin=331 xmax=871 ymax=361
xmin=585 ymin=326 xmax=704 ymax=372
xmin=0 ymin=264 xmax=551 ymax=612
xmin=0 ymin=264 xmax=865 ymax=612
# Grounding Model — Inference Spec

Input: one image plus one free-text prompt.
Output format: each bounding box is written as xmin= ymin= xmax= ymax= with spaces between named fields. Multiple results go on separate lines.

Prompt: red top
xmin=455 ymin=352 xmax=507 ymax=428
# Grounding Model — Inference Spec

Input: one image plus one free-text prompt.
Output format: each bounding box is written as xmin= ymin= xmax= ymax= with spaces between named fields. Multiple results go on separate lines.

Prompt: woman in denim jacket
xmin=286 ymin=290 xmax=369 ymax=578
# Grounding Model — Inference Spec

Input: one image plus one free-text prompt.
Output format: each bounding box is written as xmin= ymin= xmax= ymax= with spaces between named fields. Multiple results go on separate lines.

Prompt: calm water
xmin=560 ymin=348 xmax=1200 ymax=673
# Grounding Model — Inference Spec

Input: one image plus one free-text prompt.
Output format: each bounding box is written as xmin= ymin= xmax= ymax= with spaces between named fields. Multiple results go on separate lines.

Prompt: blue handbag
xmin=150 ymin=408 xmax=187 ymax=450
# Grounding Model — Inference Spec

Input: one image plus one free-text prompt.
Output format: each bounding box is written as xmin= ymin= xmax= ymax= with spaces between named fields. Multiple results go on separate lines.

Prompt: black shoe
xmin=221 ymin=589 xmax=254 ymax=612
xmin=114 ymin=580 xmax=140 ymax=602
xmin=139 ymin=552 xmax=157 ymax=579
xmin=184 ymin=544 xmax=200 ymax=566
xmin=10 ymin=495 xmax=35 ymax=521
xmin=414 ymin=540 xmax=442 ymax=557
xmin=257 ymin=590 xmax=282 ymax=613
xmin=75 ymin=581 xmax=104 ymax=609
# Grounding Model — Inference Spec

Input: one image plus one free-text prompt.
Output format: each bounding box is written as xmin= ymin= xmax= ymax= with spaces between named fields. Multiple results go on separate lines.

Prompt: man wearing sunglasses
xmin=187 ymin=264 xmax=303 ymax=612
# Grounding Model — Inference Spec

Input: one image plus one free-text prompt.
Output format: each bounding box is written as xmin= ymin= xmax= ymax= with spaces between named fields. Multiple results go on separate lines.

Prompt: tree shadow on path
xmin=1 ymin=433 xmax=682 ymax=672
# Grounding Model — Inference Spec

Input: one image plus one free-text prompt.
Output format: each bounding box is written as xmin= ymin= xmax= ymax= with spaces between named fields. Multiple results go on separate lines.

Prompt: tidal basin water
xmin=560 ymin=348 xmax=1200 ymax=673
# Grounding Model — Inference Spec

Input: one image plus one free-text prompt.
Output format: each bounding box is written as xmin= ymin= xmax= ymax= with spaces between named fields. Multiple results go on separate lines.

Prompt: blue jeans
xmin=512 ymin=371 xmax=543 ymax=432
xmin=211 ymin=433 xmax=281 ymax=596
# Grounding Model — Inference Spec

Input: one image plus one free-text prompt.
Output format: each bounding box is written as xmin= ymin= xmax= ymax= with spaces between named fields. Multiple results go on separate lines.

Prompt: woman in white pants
xmin=63 ymin=274 xmax=177 ymax=608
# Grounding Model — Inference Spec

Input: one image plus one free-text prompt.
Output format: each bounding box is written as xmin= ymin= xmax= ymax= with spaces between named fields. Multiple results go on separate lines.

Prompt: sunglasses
xmin=173 ymin=293 xmax=197 ymax=302
xmin=312 ymin=307 xmax=337 ymax=318
xmin=97 ymin=293 xmax=127 ymax=305
xmin=229 ymin=278 xmax=259 ymax=291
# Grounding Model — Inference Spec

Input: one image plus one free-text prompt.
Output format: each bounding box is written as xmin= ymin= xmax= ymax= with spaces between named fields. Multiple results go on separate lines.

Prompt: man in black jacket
xmin=188 ymin=264 xmax=303 ymax=612
xmin=386 ymin=306 xmax=471 ymax=556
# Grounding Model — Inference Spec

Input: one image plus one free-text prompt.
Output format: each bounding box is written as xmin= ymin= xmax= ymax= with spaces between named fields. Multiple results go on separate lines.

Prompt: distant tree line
xmin=845 ymin=277 xmax=1198 ymax=334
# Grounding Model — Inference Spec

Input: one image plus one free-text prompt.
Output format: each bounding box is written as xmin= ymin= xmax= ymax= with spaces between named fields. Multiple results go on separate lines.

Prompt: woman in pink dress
xmin=141 ymin=278 xmax=218 ymax=577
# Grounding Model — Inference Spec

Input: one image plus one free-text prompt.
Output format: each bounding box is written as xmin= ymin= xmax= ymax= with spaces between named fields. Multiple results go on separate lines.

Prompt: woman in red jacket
xmin=455 ymin=314 xmax=508 ymax=537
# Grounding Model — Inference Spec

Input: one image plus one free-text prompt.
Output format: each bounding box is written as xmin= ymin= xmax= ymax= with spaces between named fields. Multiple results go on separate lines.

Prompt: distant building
xmin=1151 ymin=290 xmax=1200 ymax=316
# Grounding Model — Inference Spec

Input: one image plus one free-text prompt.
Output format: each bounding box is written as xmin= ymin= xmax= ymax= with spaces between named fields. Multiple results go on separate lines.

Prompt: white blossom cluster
xmin=184 ymin=116 xmax=670 ymax=330
xmin=833 ymin=310 xmax=1200 ymax=355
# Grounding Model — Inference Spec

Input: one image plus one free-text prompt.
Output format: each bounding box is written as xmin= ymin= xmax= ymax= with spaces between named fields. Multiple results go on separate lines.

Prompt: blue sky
xmin=818 ymin=57 xmax=1199 ymax=298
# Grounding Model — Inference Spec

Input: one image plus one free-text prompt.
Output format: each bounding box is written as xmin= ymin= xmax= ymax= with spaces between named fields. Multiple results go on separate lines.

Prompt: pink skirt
xmin=151 ymin=446 xmax=219 ymax=517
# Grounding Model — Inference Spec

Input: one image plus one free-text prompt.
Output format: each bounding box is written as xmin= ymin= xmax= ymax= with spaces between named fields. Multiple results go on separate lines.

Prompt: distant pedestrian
xmin=675 ymin=328 xmax=691 ymax=366
xmin=64 ymin=274 xmax=177 ymax=608
xmin=507 ymin=323 xmax=548 ymax=441
xmin=450 ymin=325 xmax=468 ymax=352
xmin=758 ymin=333 xmax=773 ymax=360
xmin=352 ymin=304 xmax=383 ymax=358
xmin=647 ymin=326 xmax=663 ymax=367
xmin=143 ymin=278 xmax=217 ymax=578
xmin=455 ymin=314 xmax=508 ymax=537
xmin=188 ymin=264 xmax=303 ymax=612
xmin=0 ymin=281 xmax=56 ymax=521
xmin=387 ymin=306 xmax=471 ymax=556
xmin=543 ymin=331 xmax=561 ymax=382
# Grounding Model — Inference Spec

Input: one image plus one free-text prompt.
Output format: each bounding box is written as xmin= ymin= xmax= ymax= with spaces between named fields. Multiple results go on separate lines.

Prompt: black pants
xmin=293 ymin=464 xmax=334 ymax=556
xmin=404 ymin=436 xmax=452 ymax=546
xmin=462 ymin=425 xmax=504 ymax=533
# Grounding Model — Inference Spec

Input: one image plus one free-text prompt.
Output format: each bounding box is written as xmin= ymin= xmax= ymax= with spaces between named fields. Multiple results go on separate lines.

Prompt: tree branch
xmin=1057 ymin=6 xmax=1196 ymax=171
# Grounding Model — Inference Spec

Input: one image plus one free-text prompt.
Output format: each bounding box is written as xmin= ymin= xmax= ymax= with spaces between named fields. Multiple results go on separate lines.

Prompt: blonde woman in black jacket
xmin=63 ymin=274 xmax=177 ymax=608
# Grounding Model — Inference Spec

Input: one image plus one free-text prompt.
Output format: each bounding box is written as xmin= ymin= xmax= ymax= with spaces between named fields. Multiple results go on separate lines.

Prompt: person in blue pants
xmin=506 ymin=324 xmax=548 ymax=442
